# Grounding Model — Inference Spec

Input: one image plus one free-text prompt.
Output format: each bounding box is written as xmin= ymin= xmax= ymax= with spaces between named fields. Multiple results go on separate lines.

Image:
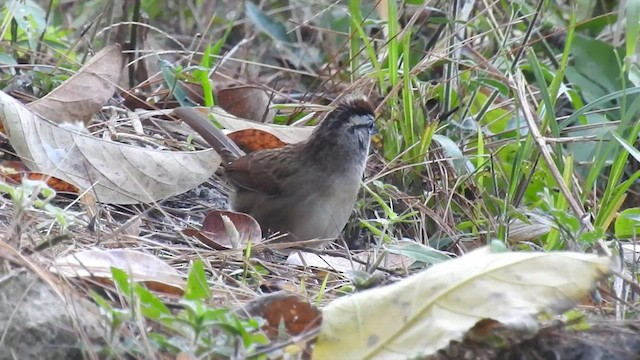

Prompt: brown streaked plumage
xmin=175 ymin=96 xmax=375 ymax=247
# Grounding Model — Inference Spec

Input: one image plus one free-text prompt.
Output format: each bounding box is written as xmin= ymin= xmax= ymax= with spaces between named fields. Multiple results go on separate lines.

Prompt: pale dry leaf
xmin=287 ymin=252 xmax=360 ymax=272
xmin=221 ymin=215 xmax=241 ymax=249
xmin=621 ymin=242 xmax=640 ymax=264
xmin=51 ymin=248 xmax=185 ymax=293
xmin=508 ymin=213 xmax=553 ymax=243
xmin=313 ymin=247 xmax=613 ymax=360
xmin=27 ymin=45 xmax=123 ymax=125
xmin=355 ymin=248 xmax=416 ymax=270
xmin=286 ymin=251 xmax=413 ymax=273
xmin=209 ymin=106 xmax=314 ymax=144
xmin=0 ymin=91 xmax=220 ymax=204
xmin=120 ymin=216 xmax=143 ymax=238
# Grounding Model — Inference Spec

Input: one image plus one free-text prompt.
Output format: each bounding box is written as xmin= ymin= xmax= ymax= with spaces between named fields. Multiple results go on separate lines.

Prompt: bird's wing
xmin=225 ymin=148 xmax=298 ymax=195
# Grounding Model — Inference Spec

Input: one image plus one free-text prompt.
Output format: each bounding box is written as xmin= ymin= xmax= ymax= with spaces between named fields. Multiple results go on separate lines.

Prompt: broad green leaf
xmin=432 ymin=134 xmax=474 ymax=175
xmin=385 ymin=241 xmax=452 ymax=264
xmin=245 ymin=2 xmax=291 ymax=42
xmin=8 ymin=0 xmax=47 ymax=51
xmin=615 ymin=208 xmax=640 ymax=238
xmin=0 ymin=53 xmax=17 ymax=66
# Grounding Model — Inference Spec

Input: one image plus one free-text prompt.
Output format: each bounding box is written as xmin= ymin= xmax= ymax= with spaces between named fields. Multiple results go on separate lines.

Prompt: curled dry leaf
xmin=216 ymin=85 xmax=277 ymax=123
xmin=208 ymin=106 xmax=314 ymax=144
xmin=183 ymin=209 xmax=262 ymax=250
xmin=27 ymin=45 xmax=123 ymax=125
xmin=313 ymin=247 xmax=613 ymax=360
xmin=0 ymin=91 xmax=220 ymax=204
xmin=227 ymin=128 xmax=287 ymax=152
xmin=51 ymin=248 xmax=185 ymax=295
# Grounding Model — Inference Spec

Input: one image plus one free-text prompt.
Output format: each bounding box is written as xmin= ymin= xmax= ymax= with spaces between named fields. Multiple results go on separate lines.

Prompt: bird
xmin=175 ymin=96 xmax=375 ymax=247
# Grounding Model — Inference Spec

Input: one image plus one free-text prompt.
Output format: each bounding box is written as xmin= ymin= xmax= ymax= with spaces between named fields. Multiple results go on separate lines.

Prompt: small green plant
xmin=359 ymin=181 xmax=419 ymax=244
xmin=93 ymin=260 xmax=268 ymax=358
xmin=0 ymin=178 xmax=77 ymax=233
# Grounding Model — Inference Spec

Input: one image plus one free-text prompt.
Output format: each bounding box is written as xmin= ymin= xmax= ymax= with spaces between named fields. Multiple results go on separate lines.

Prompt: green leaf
xmin=567 ymin=36 xmax=625 ymax=102
xmin=197 ymin=45 xmax=214 ymax=107
xmin=432 ymin=134 xmax=474 ymax=175
xmin=90 ymin=291 xmax=114 ymax=312
xmin=576 ymin=13 xmax=617 ymax=35
xmin=245 ymin=2 xmax=291 ymax=42
xmin=0 ymin=53 xmax=17 ymax=66
xmin=133 ymin=284 xmax=171 ymax=320
xmin=615 ymin=208 xmax=640 ymax=238
xmin=159 ymin=60 xmax=197 ymax=107
xmin=184 ymin=259 xmax=212 ymax=301
xmin=625 ymin=0 xmax=640 ymax=64
xmin=9 ymin=0 xmax=47 ymax=51
xmin=550 ymin=209 xmax=580 ymax=234
xmin=610 ymin=131 xmax=640 ymax=163
xmin=111 ymin=267 xmax=132 ymax=297
xmin=578 ymin=228 xmax=605 ymax=244
xmin=471 ymin=77 xmax=510 ymax=96
xmin=385 ymin=241 xmax=452 ymax=264
xmin=201 ymin=308 xmax=232 ymax=323
xmin=179 ymin=298 xmax=205 ymax=320
xmin=561 ymin=86 xmax=640 ymax=127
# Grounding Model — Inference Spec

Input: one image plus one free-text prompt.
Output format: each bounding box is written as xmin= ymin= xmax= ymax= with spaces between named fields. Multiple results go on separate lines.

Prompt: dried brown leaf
xmin=242 ymin=292 xmax=322 ymax=339
xmin=27 ymin=45 xmax=123 ymax=125
xmin=0 ymin=91 xmax=220 ymax=204
xmin=183 ymin=210 xmax=262 ymax=249
xmin=216 ymin=85 xmax=276 ymax=123
xmin=227 ymin=128 xmax=287 ymax=152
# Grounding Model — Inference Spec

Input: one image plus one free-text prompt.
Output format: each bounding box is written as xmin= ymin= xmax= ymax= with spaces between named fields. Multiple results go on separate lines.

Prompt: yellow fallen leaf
xmin=313 ymin=247 xmax=612 ymax=360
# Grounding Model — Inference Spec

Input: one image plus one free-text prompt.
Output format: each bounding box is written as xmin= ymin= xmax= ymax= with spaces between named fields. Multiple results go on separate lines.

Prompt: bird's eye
xmin=367 ymin=116 xmax=377 ymax=134
xmin=348 ymin=115 xmax=376 ymax=134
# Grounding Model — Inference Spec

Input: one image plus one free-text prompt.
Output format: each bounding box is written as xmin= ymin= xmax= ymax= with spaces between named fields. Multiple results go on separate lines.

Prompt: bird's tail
xmin=174 ymin=107 xmax=245 ymax=163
